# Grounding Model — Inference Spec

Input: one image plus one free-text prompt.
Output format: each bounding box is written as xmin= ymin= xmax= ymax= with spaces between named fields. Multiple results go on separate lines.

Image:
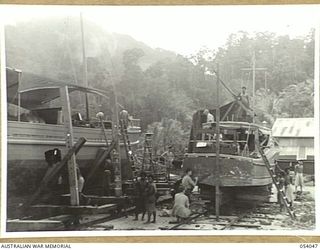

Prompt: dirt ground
xmin=96 ymin=181 xmax=315 ymax=231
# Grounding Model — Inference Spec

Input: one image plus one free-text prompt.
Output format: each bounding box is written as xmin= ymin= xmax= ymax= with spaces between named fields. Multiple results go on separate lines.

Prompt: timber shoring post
xmin=84 ymin=140 xmax=116 ymax=187
xmin=215 ymin=64 xmax=221 ymax=221
xmin=60 ymin=86 xmax=80 ymax=206
xmin=23 ymin=137 xmax=87 ymax=208
xmin=98 ymin=115 xmax=109 ymax=147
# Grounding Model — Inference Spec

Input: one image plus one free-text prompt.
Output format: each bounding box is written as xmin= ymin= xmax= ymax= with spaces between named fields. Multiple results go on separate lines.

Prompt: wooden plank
xmin=60 ymin=86 xmax=79 ymax=206
xmin=221 ymin=101 xmax=236 ymax=121
xmin=61 ymin=194 xmax=128 ymax=206
xmin=7 ymin=220 xmax=64 ymax=232
xmin=31 ymin=204 xmax=118 ymax=215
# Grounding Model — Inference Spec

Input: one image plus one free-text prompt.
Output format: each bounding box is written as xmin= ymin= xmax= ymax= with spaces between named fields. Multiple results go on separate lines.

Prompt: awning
xmin=6 ymin=67 xmax=112 ymax=110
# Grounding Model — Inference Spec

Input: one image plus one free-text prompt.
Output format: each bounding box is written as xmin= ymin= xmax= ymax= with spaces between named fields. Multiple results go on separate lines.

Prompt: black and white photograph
xmin=0 ymin=5 xmax=319 ymax=235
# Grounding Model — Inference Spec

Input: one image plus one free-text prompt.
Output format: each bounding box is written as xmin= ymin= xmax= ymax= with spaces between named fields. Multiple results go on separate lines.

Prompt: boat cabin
xmin=187 ymin=102 xmax=270 ymax=158
xmin=6 ymin=67 xmax=140 ymax=130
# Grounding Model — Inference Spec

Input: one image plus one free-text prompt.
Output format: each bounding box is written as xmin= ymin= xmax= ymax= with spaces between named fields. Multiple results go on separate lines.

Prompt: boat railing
xmin=189 ymin=139 xmax=248 ymax=143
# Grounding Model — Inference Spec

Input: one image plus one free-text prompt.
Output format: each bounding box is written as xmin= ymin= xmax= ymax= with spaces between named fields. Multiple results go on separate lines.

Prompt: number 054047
xmin=300 ymin=244 xmax=318 ymax=248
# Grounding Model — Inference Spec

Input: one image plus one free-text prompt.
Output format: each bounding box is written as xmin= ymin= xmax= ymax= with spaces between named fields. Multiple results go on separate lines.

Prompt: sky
xmin=0 ymin=5 xmax=319 ymax=55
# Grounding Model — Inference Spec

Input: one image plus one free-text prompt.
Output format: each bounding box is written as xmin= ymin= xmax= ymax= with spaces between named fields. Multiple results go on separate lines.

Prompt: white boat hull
xmin=7 ymin=121 xmax=141 ymax=198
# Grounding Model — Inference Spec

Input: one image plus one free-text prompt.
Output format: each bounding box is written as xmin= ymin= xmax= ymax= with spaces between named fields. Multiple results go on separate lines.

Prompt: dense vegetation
xmin=6 ymin=17 xmax=314 ymax=155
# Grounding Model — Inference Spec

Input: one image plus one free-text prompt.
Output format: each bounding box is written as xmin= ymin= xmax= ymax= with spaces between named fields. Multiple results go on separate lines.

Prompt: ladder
xmin=142 ymin=132 xmax=154 ymax=172
xmin=256 ymin=140 xmax=295 ymax=219
xmin=119 ymin=119 xmax=135 ymax=166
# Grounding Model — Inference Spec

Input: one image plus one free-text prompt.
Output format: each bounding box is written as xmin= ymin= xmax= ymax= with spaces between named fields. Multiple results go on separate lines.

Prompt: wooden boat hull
xmin=182 ymin=148 xmax=279 ymax=187
xmin=7 ymin=121 xmax=141 ymax=197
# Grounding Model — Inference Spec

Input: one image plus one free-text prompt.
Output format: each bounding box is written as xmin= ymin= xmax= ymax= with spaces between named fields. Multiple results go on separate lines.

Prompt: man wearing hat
xmin=295 ymin=160 xmax=304 ymax=194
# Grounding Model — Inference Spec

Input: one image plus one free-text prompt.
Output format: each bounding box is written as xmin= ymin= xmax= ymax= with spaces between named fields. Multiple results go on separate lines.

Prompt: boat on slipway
xmin=6 ymin=67 xmax=141 ymax=198
xmin=183 ymin=87 xmax=279 ymax=201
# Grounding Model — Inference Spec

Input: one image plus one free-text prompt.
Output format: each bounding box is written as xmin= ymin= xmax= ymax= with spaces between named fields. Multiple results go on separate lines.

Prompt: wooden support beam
xmin=7 ymin=219 xmax=64 ymax=232
xmin=31 ymin=203 xmax=118 ymax=215
xmin=221 ymin=101 xmax=235 ymax=121
xmin=84 ymin=140 xmax=116 ymax=187
xmin=60 ymin=194 xmax=128 ymax=206
xmin=24 ymin=137 xmax=86 ymax=208
xmin=168 ymin=211 xmax=207 ymax=230
xmin=60 ymin=86 xmax=79 ymax=206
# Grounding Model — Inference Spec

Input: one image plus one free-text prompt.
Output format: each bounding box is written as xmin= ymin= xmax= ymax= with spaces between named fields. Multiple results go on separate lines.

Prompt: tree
xmin=147 ymin=118 xmax=189 ymax=155
xmin=275 ymin=80 xmax=314 ymax=118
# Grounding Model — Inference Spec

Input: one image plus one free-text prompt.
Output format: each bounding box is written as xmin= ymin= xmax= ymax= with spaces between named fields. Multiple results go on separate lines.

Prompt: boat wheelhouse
xmin=6 ymin=67 xmax=141 ymax=199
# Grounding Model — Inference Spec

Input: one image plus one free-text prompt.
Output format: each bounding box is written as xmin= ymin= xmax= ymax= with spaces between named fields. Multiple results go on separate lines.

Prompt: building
xmin=272 ymin=118 xmax=314 ymax=175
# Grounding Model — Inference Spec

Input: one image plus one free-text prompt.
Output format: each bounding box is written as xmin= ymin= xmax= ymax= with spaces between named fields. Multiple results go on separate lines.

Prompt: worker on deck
xmin=172 ymin=186 xmax=191 ymax=222
xmin=295 ymin=160 xmax=304 ymax=194
xmin=202 ymin=109 xmax=214 ymax=140
xmin=203 ymin=109 xmax=214 ymax=127
xmin=239 ymin=86 xmax=250 ymax=107
xmin=181 ymin=168 xmax=197 ymax=201
xmin=119 ymin=109 xmax=130 ymax=128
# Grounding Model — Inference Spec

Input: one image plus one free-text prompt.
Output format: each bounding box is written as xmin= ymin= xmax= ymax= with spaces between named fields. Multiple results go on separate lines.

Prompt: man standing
xmin=295 ymin=160 xmax=304 ymax=194
xmin=277 ymin=172 xmax=285 ymax=212
xmin=133 ymin=172 xmax=147 ymax=221
xmin=202 ymin=109 xmax=214 ymax=140
xmin=119 ymin=109 xmax=130 ymax=128
xmin=144 ymin=175 xmax=157 ymax=223
xmin=182 ymin=169 xmax=197 ymax=200
xmin=240 ymin=86 xmax=250 ymax=107
xmin=284 ymin=168 xmax=294 ymax=208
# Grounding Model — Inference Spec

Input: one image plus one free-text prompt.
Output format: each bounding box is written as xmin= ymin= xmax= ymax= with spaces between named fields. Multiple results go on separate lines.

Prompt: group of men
xmin=172 ymin=169 xmax=198 ymax=221
xmin=133 ymin=173 xmax=158 ymax=223
xmin=133 ymin=169 xmax=198 ymax=223
xmin=277 ymin=160 xmax=304 ymax=211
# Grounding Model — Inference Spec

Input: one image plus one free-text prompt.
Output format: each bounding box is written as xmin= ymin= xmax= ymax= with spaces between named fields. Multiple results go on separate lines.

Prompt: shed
xmin=272 ymin=118 xmax=314 ymax=175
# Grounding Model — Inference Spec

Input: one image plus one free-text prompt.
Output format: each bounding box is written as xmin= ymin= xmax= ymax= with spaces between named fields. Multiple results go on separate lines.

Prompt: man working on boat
xmin=239 ymin=86 xmax=250 ymax=107
xmin=202 ymin=109 xmax=214 ymax=140
xmin=119 ymin=109 xmax=130 ymax=128
xmin=182 ymin=168 xmax=198 ymax=201
xmin=203 ymin=109 xmax=214 ymax=128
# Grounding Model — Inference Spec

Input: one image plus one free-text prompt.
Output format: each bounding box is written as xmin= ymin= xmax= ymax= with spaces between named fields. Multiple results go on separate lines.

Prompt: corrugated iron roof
xmin=272 ymin=118 xmax=314 ymax=138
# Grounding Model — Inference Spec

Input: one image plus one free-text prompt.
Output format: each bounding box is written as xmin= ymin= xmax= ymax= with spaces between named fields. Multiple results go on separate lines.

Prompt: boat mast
xmin=80 ymin=12 xmax=90 ymax=121
xmin=17 ymin=70 xmax=22 ymax=122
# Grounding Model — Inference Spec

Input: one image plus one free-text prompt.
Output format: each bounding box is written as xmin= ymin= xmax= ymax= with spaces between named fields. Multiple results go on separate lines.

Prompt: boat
xmin=182 ymin=90 xmax=279 ymax=201
xmin=6 ymin=67 xmax=141 ymax=199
